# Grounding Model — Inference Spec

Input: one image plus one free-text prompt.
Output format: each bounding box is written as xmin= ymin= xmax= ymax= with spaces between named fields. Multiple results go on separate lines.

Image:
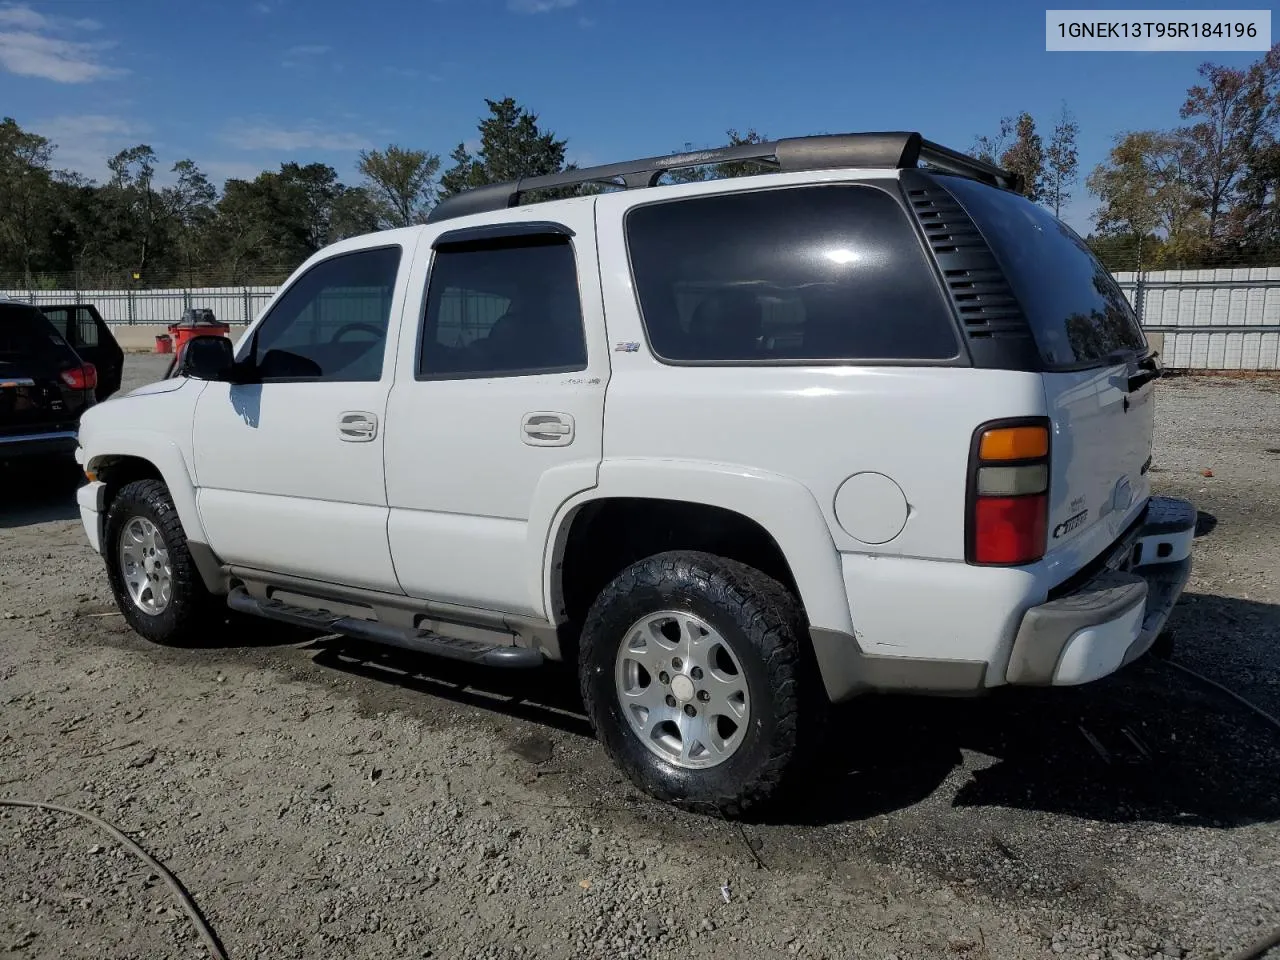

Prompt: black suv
xmin=0 ymin=299 xmax=100 ymax=464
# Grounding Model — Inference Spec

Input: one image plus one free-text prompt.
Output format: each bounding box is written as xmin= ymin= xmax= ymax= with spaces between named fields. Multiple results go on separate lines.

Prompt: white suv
xmin=74 ymin=132 xmax=1196 ymax=815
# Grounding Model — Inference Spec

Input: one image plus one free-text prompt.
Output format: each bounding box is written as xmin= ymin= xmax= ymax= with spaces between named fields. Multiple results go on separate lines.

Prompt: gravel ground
xmin=0 ymin=356 xmax=1277 ymax=960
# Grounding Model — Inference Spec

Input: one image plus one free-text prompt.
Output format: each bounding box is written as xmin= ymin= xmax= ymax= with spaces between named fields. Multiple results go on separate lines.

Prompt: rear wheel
xmin=103 ymin=479 xmax=216 ymax=646
xmin=578 ymin=550 xmax=819 ymax=817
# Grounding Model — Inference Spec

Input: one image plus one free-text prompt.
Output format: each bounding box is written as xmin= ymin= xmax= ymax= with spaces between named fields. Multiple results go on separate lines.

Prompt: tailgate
xmin=1042 ymin=362 xmax=1156 ymax=566
xmin=0 ymin=367 xmax=77 ymax=434
xmin=933 ymin=175 xmax=1158 ymax=575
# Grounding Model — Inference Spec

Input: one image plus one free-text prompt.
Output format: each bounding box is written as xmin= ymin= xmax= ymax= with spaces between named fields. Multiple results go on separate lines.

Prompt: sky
xmin=0 ymin=0 xmax=1272 ymax=233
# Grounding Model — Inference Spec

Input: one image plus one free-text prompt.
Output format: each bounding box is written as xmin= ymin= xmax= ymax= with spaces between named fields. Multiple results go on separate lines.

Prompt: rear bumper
xmin=1005 ymin=496 xmax=1196 ymax=686
xmin=0 ymin=429 xmax=79 ymax=459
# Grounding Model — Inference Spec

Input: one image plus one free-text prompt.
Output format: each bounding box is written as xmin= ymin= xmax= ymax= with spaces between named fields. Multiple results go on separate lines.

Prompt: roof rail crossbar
xmin=426 ymin=131 xmax=1021 ymax=223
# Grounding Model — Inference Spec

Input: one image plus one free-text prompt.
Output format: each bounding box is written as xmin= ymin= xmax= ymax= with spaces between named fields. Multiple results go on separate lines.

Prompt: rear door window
xmin=0 ymin=303 xmax=74 ymax=370
xmin=937 ymin=175 xmax=1148 ymax=369
xmin=625 ymin=184 xmax=961 ymax=364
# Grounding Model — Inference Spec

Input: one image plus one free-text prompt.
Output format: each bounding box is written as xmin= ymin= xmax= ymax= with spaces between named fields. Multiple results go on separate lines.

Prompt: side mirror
xmin=178 ymin=335 xmax=236 ymax=381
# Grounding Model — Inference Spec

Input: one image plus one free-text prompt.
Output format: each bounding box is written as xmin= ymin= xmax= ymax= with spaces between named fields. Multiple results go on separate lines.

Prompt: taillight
xmin=59 ymin=363 xmax=98 ymax=391
xmin=967 ymin=419 xmax=1050 ymax=565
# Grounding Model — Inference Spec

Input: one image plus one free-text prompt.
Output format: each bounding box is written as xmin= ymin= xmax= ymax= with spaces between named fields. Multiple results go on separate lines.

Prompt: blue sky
xmin=0 ymin=0 xmax=1271 ymax=232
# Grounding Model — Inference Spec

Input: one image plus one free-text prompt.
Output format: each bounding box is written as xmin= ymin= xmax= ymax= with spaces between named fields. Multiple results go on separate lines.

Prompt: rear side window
xmin=939 ymin=175 xmax=1147 ymax=368
xmin=625 ymin=184 xmax=960 ymax=364
xmin=418 ymin=235 xmax=587 ymax=379
xmin=0 ymin=303 xmax=74 ymax=369
xmin=38 ymin=307 xmax=98 ymax=347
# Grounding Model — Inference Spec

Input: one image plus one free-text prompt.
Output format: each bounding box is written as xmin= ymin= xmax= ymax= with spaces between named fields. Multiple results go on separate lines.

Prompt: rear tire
xmin=103 ymin=479 xmax=217 ymax=646
xmin=578 ymin=550 xmax=820 ymax=817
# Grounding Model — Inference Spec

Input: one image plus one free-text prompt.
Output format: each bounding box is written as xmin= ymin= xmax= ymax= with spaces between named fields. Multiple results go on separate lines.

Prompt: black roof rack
xmin=426 ymin=131 xmax=1024 ymax=223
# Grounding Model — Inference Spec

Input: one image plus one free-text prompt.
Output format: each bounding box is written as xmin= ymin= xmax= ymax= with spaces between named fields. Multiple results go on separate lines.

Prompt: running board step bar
xmin=226 ymin=586 xmax=545 ymax=668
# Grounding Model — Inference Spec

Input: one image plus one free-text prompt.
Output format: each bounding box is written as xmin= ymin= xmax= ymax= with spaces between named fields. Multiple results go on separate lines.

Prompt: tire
xmin=578 ymin=550 xmax=821 ymax=817
xmin=103 ymin=479 xmax=217 ymax=646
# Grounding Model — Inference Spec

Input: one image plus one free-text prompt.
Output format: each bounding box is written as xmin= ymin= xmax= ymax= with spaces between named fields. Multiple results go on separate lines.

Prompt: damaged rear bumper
xmin=1005 ymin=496 xmax=1196 ymax=686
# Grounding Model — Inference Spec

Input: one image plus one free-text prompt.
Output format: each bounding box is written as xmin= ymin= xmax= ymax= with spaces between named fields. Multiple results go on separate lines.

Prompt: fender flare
xmin=84 ymin=432 xmax=223 ymax=592
xmin=537 ymin=458 xmax=855 ymax=637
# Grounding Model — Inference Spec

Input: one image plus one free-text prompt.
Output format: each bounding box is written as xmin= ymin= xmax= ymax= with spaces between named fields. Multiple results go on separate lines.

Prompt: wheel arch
xmin=542 ymin=460 xmax=855 ymax=643
xmin=86 ymin=434 xmax=223 ymax=593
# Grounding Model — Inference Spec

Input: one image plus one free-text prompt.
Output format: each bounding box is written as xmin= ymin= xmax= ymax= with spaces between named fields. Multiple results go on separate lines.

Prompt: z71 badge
xmin=1053 ymin=509 xmax=1088 ymax=538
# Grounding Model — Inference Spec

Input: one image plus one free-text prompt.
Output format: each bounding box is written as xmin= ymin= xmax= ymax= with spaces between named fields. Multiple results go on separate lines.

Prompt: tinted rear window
xmin=0 ymin=303 xmax=74 ymax=368
xmin=625 ymin=184 xmax=961 ymax=364
xmin=939 ymin=175 xmax=1147 ymax=368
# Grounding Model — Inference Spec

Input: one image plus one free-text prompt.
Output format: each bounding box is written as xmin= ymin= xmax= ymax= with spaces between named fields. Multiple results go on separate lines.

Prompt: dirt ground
xmin=1 ymin=355 xmax=1277 ymax=960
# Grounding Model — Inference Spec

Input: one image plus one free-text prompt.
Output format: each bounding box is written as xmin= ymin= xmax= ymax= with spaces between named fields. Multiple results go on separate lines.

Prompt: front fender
xmin=539 ymin=458 xmax=855 ymax=637
xmin=84 ymin=431 xmax=222 ymax=592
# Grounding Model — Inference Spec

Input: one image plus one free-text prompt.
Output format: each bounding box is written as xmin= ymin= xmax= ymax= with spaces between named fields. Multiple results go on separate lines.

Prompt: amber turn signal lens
xmin=979 ymin=426 xmax=1049 ymax=461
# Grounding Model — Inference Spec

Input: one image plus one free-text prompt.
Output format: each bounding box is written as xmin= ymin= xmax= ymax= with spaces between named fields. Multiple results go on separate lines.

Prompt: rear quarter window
xmin=625 ymin=184 xmax=961 ymax=364
xmin=937 ymin=175 xmax=1148 ymax=369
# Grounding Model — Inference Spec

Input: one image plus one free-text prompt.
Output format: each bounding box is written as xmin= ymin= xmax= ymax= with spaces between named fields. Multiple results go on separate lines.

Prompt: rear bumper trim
xmin=1006 ymin=496 xmax=1195 ymax=686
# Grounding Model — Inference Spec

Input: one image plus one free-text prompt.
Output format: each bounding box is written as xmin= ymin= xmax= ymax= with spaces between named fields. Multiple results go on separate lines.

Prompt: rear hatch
xmin=940 ymin=177 xmax=1157 ymax=571
xmin=0 ymin=302 xmax=91 ymax=438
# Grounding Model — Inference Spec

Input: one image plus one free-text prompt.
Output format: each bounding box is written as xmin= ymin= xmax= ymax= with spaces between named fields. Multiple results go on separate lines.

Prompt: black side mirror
xmin=178 ymin=335 xmax=236 ymax=381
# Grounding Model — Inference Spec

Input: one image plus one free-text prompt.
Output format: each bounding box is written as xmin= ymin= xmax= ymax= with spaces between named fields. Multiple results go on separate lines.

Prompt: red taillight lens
xmin=59 ymin=363 xmax=98 ymax=391
xmin=972 ymin=494 xmax=1048 ymax=564
xmin=967 ymin=419 xmax=1051 ymax=566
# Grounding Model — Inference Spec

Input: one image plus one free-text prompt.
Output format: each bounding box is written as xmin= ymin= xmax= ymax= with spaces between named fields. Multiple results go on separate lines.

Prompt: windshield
xmin=938 ymin=175 xmax=1148 ymax=369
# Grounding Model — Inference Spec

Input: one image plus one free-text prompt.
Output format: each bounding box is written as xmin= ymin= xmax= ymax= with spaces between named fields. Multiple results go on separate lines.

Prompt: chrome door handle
xmin=339 ymin=411 xmax=378 ymax=442
xmin=522 ymin=412 xmax=574 ymax=446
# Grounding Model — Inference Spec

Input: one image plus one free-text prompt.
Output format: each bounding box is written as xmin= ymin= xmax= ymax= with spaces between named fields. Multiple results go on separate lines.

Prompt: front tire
xmin=578 ymin=550 xmax=819 ymax=817
xmin=103 ymin=479 xmax=216 ymax=646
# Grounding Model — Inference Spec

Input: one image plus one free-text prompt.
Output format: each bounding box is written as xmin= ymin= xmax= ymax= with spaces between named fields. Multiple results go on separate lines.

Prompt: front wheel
xmin=103 ymin=479 xmax=216 ymax=646
xmin=578 ymin=551 xmax=821 ymax=817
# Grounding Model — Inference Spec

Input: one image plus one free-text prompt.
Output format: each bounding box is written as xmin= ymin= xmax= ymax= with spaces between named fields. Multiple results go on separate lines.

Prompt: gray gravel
xmin=0 ymin=356 xmax=1277 ymax=959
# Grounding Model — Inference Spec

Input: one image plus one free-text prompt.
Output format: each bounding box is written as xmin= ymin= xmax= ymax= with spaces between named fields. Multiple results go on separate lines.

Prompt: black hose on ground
xmin=0 ymin=798 xmax=229 ymax=960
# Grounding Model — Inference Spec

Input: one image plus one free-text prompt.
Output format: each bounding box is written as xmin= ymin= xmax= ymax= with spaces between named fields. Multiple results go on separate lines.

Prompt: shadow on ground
xmin=308 ymin=590 xmax=1280 ymax=833
xmin=0 ymin=459 xmax=82 ymax=528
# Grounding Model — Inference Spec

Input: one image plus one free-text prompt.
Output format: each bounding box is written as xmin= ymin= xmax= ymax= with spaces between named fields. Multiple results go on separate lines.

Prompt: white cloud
xmin=0 ymin=4 xmax=122 ymax=83
xmin=224 ymin=122 xmax=372 ymax=153
xmin=508 ymin=0 xmax=577 ymax=12
xmin=35 ymin=114 xmax=148 ymax=180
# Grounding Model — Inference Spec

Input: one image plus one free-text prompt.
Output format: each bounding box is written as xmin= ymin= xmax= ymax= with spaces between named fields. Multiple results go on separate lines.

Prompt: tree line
xmin=2 ymin=45 xmax=1279 ymax=289
xmin=972 ymin=44 xmax=1280 ymax=270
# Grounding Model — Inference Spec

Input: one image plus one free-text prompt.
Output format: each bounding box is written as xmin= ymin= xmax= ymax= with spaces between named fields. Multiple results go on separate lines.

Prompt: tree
xmin=104 ymin=145 xmax=165 ymax=278
xmin=1233 ymin=139 xmax=1280 ymax=252
xmin=163 ymin=159 xmax=217 ymax=283
xmin=0 ymin=117 xmax=55 ymax=285
xmin=329 ymin=186 xmax=382 ymax=240
xmin=439 ymin=97 xmax=568 ymax=197
xmin=1044 ymin=103 xmax=1079 ymax=218
xmin=1177 ymin=45 xmax=1280 ymax=248
xmin=1000 ymin=112 xmax=1046 ymax=201
xmin=358 ymin=145 xmax=441 ymax=227
xmin=1087 ymin=131 xmax=1200 ymax=269
xmin=972 ymin=117 xmax=1015 ymax=166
